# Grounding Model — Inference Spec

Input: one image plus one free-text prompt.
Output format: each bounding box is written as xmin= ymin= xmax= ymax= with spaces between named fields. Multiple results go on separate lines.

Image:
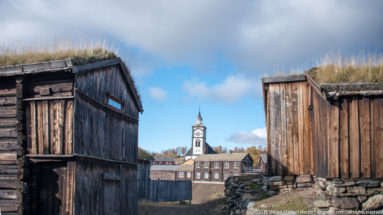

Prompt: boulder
xmin=362 ymin=194 xmax=383 ymax=211
xmin=331 ymin=197 xmax=360 ymax=210
xmin=251 ymin=178 xmax=262 ymax=184
xmin=268 ymin=176 xmax=282 ymax=182
xmin=315 ymin=178 xmax=327 ymax=190
xmin=246 ymin=201 xmax=256 ymax=209
xmin=357 ymin=196 xmax=368 ymax=203
xmin=271 ymin=181 xmax=284 ymax=186
xmin=283 ymin=176 xmax=295 ymax=182
xmin=347 ymin=186 xmax=367 ymax=195
xmin=367 ymin=187 xmax=383 ymax=196
xmin=296 ymin=175 xmax=312 ymax=183
xmin=296 ymin=182 xmax=313 ymax=188
xmin=265 ymin=190 xmax=278 ymax=196
xmin=356 ymin=180 xmax=381 ymax=188
xmin=327 ymin=184 xmax=346 ymax=195
xmin=314 ymin=200 xmax=331 ymax=208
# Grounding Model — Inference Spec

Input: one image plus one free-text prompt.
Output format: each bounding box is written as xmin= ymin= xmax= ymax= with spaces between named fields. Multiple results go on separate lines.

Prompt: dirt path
xmin=139 ymin=198 xmax=225 ymax=215
xmin=139 ymin=182 xmax=225 ymax=215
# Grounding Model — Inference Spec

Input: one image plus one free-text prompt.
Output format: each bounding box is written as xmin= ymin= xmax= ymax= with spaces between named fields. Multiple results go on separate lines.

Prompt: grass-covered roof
xmin=308 ymin=54 xmax=383 ymax=85
xmin=0 ymin=48 xmax=117 ymax=67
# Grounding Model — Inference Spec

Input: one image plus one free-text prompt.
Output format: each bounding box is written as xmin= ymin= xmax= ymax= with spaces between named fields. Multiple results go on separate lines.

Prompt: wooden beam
xmin=262 ymin=74 xmax=306 ymax=84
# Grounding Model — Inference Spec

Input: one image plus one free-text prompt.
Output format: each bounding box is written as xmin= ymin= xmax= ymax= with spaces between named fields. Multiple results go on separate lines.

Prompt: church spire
xmin=196 ymin=109 xmax=203 ymax=124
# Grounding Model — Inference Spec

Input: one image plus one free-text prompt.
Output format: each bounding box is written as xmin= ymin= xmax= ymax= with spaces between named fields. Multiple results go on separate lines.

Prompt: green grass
xmin=310 ymin=53 xmax=383 ymax=84
xmin=270 ymin=197 xmax=311 ymax=213
xmin=0 ymin=48 xmax=117 ymax=67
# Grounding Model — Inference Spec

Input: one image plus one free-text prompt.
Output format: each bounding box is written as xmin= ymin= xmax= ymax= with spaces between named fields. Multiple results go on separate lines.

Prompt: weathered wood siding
xmin=264 ymin=76 xmax=383 ymax=179
xmin=28 ymin=161 xmax=75 ymax=215
xmin=265 ymin=81 xmax=313 ymax=176
xmin=74 ymin=65 xmax=139 ymax=162
xmin=0 ymin=78 xmax=21 ymax=214
xmin=148 ymin=180 xmax=192 ymax=202
xmin=26 ymin=100 xmax=74 ymax=155
xmin=137 ymin=159 xmax=150 ymax=200
xmin=73 ymin=160 xmax=137 ymax=215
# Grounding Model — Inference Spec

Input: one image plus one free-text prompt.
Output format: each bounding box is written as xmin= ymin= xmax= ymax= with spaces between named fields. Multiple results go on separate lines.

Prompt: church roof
xmin=185 ymin=143 xmax=217 ymax=156
xmin=150 ymin=165 xmax=179 ymax=171
xmin=194 ymin=153 xmax=249 ymax=162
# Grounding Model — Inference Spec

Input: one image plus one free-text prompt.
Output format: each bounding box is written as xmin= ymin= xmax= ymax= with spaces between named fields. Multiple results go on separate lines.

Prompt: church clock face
xmin=194 ymin=131 xmax=202 ymax=137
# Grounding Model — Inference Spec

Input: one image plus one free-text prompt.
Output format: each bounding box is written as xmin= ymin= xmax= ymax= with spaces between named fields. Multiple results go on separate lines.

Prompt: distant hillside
xmin=138 ymin=147 xmax=153 ymax=160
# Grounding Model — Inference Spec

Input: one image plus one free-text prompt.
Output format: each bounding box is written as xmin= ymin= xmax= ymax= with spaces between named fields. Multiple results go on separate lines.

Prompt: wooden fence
xmin=144 ymin=180 xmax=192 ymax=202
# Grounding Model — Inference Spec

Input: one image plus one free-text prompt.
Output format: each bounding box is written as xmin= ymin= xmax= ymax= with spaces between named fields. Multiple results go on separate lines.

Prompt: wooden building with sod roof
xmin=262 ymin=69 xmax=383 ymax=179
xmin=0 ymin=50 xmax=142 ymax=214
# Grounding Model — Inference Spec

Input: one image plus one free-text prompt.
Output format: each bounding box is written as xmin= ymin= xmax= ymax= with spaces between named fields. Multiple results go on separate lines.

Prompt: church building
xmin=185 ymin=111 xmax=217 ymax=160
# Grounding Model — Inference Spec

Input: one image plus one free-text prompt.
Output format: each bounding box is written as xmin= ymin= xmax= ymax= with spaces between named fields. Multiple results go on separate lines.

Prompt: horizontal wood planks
xmin=0 ymin=80 xmax=20 ymax=214
xmin=26 ymin=99 xmax=74 ymax=155
xmin=266 ymin=82 xmax=312 ymax=176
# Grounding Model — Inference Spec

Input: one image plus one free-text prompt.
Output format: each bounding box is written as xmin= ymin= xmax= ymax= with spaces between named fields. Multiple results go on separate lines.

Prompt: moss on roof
xmin=0 ymin=48 xmax=117 ymax=67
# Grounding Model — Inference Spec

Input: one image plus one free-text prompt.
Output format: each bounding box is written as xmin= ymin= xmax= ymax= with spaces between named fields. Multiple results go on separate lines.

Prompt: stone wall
xmin=263 ymin=175 xmax=313 ymax=194
xmin=314 ymin=178 xmax=383 ymax=212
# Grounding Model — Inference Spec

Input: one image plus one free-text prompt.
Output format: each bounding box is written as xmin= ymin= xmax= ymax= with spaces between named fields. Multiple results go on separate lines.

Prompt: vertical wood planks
xmin=37 ymin=102 xmax=44 ymax=154
xmin=30 ymin=102 xmax=37 ymax=154
xmin=349 ymin=99 xmax=360 ymax=178
xmin=340 ymin=99 xmax=349 ymax=178
xmin=359 ymin=98 xmax=371 ymax=178
xmin=42 ymin=101 xmax=50 ymax=154
xmin=372 ymin=99 xmax=383 ymax=178
xmin=65 ymin=101 xmax=73 ymax=154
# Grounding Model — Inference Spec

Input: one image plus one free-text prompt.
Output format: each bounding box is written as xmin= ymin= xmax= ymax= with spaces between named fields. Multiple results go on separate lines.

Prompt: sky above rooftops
xmin=1 ymin=0 xmax=382 ymax=153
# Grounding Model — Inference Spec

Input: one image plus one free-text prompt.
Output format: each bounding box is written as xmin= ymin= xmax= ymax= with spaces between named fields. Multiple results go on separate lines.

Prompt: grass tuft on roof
xmin=0 ymin=48 xmax=117 ymax=67
xmin=309 ymin=53 xmax=383 ymax=85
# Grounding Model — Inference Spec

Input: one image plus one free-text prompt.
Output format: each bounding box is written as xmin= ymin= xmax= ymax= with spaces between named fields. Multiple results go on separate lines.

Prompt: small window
xmin=187 ymin=172 xmax=191 ymax=178
xmin=196 ymin=162 xmax=200 ymax=168
xmin=196 ymin=172 xmax=200 ymax=179
xmin=214 ymin=172 xmax=219 ymax=179
xmin=204 ymin=172 xmax=209 ymax=179
xmin=196 ymin=139 xmax=201 ymax=147
xmin=204 ymin=162 xmax=209 ymax=168
xmin=214 ymin=162 xmax=219 ymax=168
xmin=224 ymin=162 xmax=229 ymax=169
xmin=179 ymin=172 xmax=184 ymax=178
xmin=224 ymin=172 xmax=229 ymax=179
xmin=107 ymin=96 xmax=123 ymax=110
xmin=234 ymin=171 xmax=239 ymax=176
xmin=234 ymin=162 xmax=239 ymax=169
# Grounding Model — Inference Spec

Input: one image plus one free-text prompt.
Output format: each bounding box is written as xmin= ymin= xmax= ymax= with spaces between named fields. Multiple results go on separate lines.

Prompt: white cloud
xmin=148 ymin=87 xmax=167 ymax=102
xmin=183 ymin=76 xmax=255 ymax=103
xmin=0 ymin=0 xmax=382 ymax=77
xmin=228 ymin=128 xmax=267 ymax=146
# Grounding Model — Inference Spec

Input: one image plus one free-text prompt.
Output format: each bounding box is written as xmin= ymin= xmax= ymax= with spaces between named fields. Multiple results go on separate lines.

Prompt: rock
xmin=358 ymin=196 xmax=368 ymax=203
xmin=327 ymin=184 xmax=346 ymax=195
xmin=280 ymin=187 xmax=292 ymax=193
xmin=246 ymin=201 xmax=256 ymax=209
xmin=381 ymin=182 xmax=383 ymax=187
xmin=315 ymin=178 xmax=327 ymax=190
xmin=265 ymin=190 xmax=278 ymax=196
xmin=241 ymin=209 xmax=247 ymax=215
xmin=328 ymin=207 xmax=341 ymax=213
xmin=331 ymin=197 xmax=360 ymax=210
xmin=259 ymin=204 xmax=271 ymax=209
xmin=235 ymin=209 xmax=241 ymax=215
xmin=246 ymin=208 xmax=262 ymax=215
xmin=268 ymin=176 xmax=282 ymax=182
xmin=296 ymin=175 xmax=312 ymax=183
xmin=251 ymin=178 xmax=262 ymax=184
xmin=343 ymin=181 xmax=356 ymax=186
xmin=271 ymin=181 xmax=284 ymax=186
xmin=367 ymin=187 xmax=383 ymax=196
xmin=296 ymin=182 xmax=313 ymax=188
xmin=314 ymin=200 xmax=330 ymax=208
xmin=283 ymin=176 xmax=295 ymax=181
xmin=347 ymin=186 xmax=367 ymax=195
xmin=362 ymin=194 xmax=383 ymax=211
xmin=356 ymin=180 xmax=381 ymax=188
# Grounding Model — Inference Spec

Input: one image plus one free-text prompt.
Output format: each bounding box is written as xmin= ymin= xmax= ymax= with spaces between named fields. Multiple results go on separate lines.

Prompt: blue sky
xmin=1 ymin=0 xmax=383 ymax=153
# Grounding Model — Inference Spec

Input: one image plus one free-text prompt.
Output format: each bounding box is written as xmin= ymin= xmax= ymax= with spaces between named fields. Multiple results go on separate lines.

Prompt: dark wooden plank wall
xmin=266 ymin=79 xmax=383 ymax=179
xmin=75 ymin=65 xmax=139 ymax=119
xmin=0 ymin=78 xmax=21 ymax=214
xmin=28 ymin=161 xmax=75 ymax=215
xmin=26 ymin=100 xmax=74 ymax=155
xmin=148 ymin=180 xmax=192 ymax=202
xmin=266 ymin=81 xmax=312 ymax=176
xmin=74 ymin=65 xmax=139 ymax=162
xmin=137 ymin=159 xmax=150 ymax=200
xmin=73 ymin=160 xmax=137 ymax=215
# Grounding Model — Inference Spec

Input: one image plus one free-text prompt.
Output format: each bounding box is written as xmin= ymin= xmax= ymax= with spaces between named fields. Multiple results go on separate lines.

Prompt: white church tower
xmin=192 ymin=111 xmax=207 ymax=156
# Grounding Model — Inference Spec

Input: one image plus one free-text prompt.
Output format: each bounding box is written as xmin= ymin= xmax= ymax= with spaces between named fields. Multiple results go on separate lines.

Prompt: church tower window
xmin=196 ymin=139 xmax=201 ymax=147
